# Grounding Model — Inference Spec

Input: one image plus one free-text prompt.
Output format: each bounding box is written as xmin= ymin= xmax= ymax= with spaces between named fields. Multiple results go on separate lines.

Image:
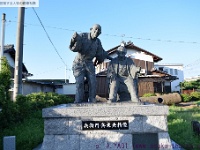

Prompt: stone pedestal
xmin=41 ymin=103 xmax=172 ymax=150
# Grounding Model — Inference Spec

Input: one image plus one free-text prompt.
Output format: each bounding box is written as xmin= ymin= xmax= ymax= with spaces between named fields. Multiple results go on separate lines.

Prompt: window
xmin=175 ymin=69 xmax=178 ymax=75
xmin=158 ymin=67 xmax=163 ymax=71
xmin=170 ymin=69 xmax=173 ymax=75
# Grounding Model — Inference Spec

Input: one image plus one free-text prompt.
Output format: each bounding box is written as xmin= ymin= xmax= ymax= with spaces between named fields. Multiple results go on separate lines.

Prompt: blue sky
xmin=0 ymin=0 xmax=200 ymax=82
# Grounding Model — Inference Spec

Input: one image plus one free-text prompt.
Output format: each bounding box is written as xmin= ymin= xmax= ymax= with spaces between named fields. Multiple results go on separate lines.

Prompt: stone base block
xmin=41 ymin=103 xmax=172 ymax=150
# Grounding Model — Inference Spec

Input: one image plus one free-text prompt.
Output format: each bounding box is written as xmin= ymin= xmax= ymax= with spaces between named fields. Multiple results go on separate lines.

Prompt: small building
xmin=22 ymin=79 xmax=55 ymax=95
xmin=154 ymin=63 xmax=184 ymax=93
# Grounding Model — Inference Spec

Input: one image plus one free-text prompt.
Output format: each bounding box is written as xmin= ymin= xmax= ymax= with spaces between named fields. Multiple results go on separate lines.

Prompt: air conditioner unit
xmin=140 ymin=69 xmax=146 ymax=74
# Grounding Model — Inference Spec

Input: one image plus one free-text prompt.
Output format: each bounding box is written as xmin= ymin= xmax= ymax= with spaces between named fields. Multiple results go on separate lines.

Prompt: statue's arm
xmin=107 ymin=61 xmax=117 ymax=84
xmin=69 ymin=32 xmax=82 ymax=52
xmin=107 ymin=62 xmax=113 ymax=78
xmin=104 ymin=51 xmax=113 ymax=60
xmin=95 ymin=40 xmax=112 ymax=65
xmin=128 ymin=59 xmax=141 ymax=78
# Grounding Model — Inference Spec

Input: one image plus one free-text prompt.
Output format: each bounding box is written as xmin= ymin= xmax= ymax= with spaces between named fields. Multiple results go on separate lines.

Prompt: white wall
xmin=4 ymin=53 xmax=15 ymax=68
xmin=55 ymin=87 xmax=63 ymax=94
xmin=22 ymin=82 xmax=54 ymax=95
xmin=108 ymin=49 xmax=154 ymax=62
xmin=63 ymin=84 xmax=76 ymax=95
xmin=154 ymin=64 xmax=184 ymax=92
xmin=127 ymin=49 xmax=154 ymax=62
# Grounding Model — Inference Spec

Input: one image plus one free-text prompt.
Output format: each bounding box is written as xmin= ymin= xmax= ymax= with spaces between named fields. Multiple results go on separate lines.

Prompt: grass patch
xmin=0 ymin=110 xmax=43 ymax=150
xmin=168 ymin=105 xmax=200 ymax=150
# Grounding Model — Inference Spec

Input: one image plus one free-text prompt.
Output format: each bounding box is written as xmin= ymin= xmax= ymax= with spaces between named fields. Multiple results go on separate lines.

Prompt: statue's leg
xmin=125 ymin=78 xmax=139 ymax=102
xmin=87 ymin=73 xmax=96 ymax=103
xmin=74 ymin=74 xmax=85 ymax=103
xmin=109 ymin=80 xmax=119 ymax=102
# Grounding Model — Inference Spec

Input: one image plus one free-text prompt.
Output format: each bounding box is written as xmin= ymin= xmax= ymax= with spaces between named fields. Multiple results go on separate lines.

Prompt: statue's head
xmin=90 ymin=24 xmax=101 ymax=39
xmin=117 ymin=45 xmax=127 ymax=58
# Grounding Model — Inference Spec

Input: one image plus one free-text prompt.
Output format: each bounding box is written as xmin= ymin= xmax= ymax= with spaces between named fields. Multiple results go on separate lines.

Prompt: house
xmin=96 ymin=41 xmax=162 ymax=75
xmin=3 ymin=44 xmax=31 ymax=78
xmin=22 ymin=79 xmax=69 ymax=95
xmin=95 ymin=41 xmax=178 ymax=97
xmin=154 ymin=63 xmax=184 ymax=93
xmin=21 ymin=79 xmax=55 ymax=95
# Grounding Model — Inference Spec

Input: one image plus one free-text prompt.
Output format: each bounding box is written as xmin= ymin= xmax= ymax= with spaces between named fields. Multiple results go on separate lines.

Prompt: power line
xmin=32 ymin=66 xmax=72 ymax=76
xmin=32 ymin=8 xmax=67 ymax=66
xmin=8 ymin=20 xmax=82 ymax=32
xmin=7 ymin=20 xmax=200 ymax=45
xmin=184 ymin=58 xmax=200 ymax=69
xmin=6 ymin=14 xmax=200 ymax=77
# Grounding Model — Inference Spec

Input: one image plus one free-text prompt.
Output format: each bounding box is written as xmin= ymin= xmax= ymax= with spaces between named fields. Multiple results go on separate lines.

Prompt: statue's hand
xmin=93 ymin=58 xmax=98 ymax=66
xmin=110 ymin=75 xmax=116 ymax=81
xmin=71 ymin=32 xmax=78 ymax=43
xmin=69 ymin=32 xmax=82 ymax=51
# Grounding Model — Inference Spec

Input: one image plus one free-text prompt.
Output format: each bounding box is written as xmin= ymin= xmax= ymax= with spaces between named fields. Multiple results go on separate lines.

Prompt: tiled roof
xmin=107 ymin=42 xmax=162 ymax=62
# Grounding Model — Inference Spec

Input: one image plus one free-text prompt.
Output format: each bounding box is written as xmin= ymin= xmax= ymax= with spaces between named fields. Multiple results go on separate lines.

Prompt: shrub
xmin=27 ymin=92 xmax=53 ymax=110
xmin=181 ymin=94 xmax=192 ymax=102
xmin=0 ymin=100 xmax=19 ymax=130
xmin=190 ymin=92 xmax=200 ymax=101
xmin=57 ymin=94 xmax=74 ymax=104
xmin=26 ymin=92 xmax=73 ymax=110
xmin=1 ymin=91 xmax=73 ymax=130
xmin=16 ymin=95 xmax=33 ymax=120
xmin=142 ymin=93 xmax=156 ymax=97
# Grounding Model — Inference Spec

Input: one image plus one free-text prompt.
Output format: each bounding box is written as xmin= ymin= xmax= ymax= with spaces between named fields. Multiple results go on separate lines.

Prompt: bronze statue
xmin=107 ymin=44 xmax=141 ymax=102
xmin=69 ymin=24 xmax=112 ymax=103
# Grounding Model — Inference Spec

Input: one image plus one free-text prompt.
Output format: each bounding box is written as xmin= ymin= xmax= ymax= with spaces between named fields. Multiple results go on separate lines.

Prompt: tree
xmin=0 ymin=57 xmax=18 ymax=129
xmin=180 ymin=80 xmax=200 ymax=90
xmin=0 ymin=57 xmax=11 ymax=105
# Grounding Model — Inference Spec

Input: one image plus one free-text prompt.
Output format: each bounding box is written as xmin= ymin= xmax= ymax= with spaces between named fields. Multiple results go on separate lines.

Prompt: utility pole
xmin=13 ymin=7 xmax=25 ymax=101
xmin=0 ymin=13 xmax=6 ymax=71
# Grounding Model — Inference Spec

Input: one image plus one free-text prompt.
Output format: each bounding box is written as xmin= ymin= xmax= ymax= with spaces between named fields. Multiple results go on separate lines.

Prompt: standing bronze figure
xmin=69 ymin=24 xmax=112 ymax=103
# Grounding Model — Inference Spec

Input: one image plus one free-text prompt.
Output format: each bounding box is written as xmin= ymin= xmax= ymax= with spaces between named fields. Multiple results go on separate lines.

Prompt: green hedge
xmin=181 ymin=92 xmax=200 ymax=102
xmin=190 ymin=92 xmax=200 ymax=101
xmin=0 ymin=92 xmax=73 ymax=130
xmin=181 ymin=94 xmax=192 ymax=102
